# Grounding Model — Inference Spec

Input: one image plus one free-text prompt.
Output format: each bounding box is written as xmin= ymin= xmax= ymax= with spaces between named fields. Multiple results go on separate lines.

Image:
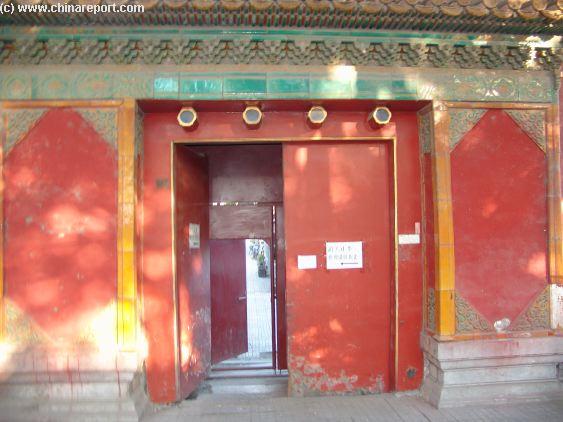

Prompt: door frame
xmin=170 ymin=135 xmax=399 ymax=396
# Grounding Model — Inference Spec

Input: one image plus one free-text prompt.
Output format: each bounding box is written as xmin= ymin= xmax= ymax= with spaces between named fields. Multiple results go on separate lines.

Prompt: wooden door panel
xmin=210 ymin=239 xmax=249 ymax=364
xmin=173 ymin=145 xmax=211 ymax=398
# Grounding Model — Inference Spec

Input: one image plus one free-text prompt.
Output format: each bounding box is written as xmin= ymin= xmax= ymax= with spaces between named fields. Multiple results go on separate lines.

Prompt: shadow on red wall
xmin=4 ymin=108 xmax=117 ymax=347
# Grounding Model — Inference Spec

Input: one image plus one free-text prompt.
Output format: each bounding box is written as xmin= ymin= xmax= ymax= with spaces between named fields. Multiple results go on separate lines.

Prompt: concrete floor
xmin=143 ymin=376 xmax=563 ymax=422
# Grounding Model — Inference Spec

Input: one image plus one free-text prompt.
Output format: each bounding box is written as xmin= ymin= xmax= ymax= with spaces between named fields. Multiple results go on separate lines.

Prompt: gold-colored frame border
xmin=170 ymin=134 xmax=399 ymax=395
xmin=430 ymin=101 xmax=561 ymax=340
xmin=0 ymin=99 xmax=137 ymax=348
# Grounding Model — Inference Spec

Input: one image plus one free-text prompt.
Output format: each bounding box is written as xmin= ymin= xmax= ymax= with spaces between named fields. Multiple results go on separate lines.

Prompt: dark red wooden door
xmin=210 ymin=239 xmax=249 ymax=364
xmin=173 ymin=145 xmax=211 ymax=399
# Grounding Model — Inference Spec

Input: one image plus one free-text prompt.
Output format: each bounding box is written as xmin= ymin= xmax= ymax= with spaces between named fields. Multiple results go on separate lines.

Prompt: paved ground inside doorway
xmin=143 ymin=377 xmax=563 ymax=421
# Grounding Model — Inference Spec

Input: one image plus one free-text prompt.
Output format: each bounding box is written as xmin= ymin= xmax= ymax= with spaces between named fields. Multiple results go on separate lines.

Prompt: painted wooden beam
xmin=431 ymin=101 xmax=456 ymax=337
xmin=117 ymin=99 xmax=138 ymax=348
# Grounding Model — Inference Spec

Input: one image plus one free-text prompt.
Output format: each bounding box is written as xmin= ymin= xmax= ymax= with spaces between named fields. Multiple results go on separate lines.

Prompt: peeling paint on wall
xmin=289 ymin=355 xmax=386 ymax=396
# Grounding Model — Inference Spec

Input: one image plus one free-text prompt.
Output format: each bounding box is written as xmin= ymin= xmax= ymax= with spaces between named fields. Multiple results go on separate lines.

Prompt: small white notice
xmin=326 ymin=241 xmax=363 ymax=270
xmin=398 ymin=234 xmax=420 ymax=245
xmin=188 ymin=223 xmax=200 ymax=249
xmin=297 ymin=255 xmax=317 ymax=270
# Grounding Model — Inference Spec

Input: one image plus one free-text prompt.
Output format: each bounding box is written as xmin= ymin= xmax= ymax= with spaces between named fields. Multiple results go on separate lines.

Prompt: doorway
xmin=210 ymin=238 xmax=273 ymax=369
xmin=173 ymin=143 xmax=287 ymax=383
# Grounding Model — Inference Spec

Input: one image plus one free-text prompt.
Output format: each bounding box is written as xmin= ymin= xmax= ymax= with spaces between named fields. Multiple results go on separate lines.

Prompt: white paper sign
xmin=297 ymin=255 xmax=317 ymax=270
xmin=398 ymin=234 xmax=420 ymax=245
xmin=188 ymin=223 xmax=200 ymax=249
xmin=326 ymin=241 xmax=363 ymax=270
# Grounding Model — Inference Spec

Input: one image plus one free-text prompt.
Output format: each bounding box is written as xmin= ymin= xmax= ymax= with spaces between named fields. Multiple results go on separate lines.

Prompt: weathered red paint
xmin=451 ymin=109 xmax=547 ymax=323
xmin=394 ymin=112 xmax=424 ymax=390
xmin=283 ymin=141 xmax=393 ymax=395
xmin=210 ymin=239 xmax=248 ymax=364
xmin=141 ymin=103 xmax=424 ymax=402
xmin=143 ymin=115 xmax=176 ymax=403
xmin=173 ymin=145 xmax=211 ymax=398
xmin=4 ymin=108 xmax=117 ymax=342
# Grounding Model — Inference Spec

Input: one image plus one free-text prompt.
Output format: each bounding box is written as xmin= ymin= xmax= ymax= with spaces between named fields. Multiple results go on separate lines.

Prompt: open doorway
xmin=210 ymin=238 xmax=274 ymax=370
xmin=173 ymin=143 xmax=287 ymax=381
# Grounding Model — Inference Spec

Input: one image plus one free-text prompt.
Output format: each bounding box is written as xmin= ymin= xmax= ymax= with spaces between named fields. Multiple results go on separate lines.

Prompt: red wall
xmin=451 ymin=110 xmax=547 ymax=324
xmin=142 ymin=105 xmax=423 ymax=401
xmin=4 ymin=108 xmax=117 ymax=345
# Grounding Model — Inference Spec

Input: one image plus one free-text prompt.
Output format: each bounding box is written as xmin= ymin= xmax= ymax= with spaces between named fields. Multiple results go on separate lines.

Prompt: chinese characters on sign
xmin=325 ymin=241 xmax=363 ymax=270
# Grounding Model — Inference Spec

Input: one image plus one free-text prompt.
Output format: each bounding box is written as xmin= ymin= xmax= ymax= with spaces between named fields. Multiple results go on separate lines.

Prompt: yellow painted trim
xmin=117 ymin=99 xmax=137 ymax=348
xmin=0 ymin=104 xmax=5 ymax=341
xmin=431 ymin=101 xmax=456 ymax=336
xmin=547 ymin=104 xmax=563 ymax=285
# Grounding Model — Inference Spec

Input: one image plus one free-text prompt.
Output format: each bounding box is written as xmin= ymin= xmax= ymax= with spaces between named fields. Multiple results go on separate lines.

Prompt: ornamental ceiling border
xmin=1 ymin=0 xmax=562 ymax=35
xmin=0 ymin=37 xmax=560 ymax=71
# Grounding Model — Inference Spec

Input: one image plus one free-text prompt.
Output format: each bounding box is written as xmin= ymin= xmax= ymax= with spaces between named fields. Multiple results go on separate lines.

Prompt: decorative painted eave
xmin=0 ymin=28 xmax=561 ymax=70
xmin=1 ymin=0 xmax=562 ymax=35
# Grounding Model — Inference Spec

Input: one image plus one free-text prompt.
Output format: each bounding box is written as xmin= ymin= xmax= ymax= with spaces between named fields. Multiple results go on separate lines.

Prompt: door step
xmin=200 ymin=376 xmax=288 ymax=398
xmin=209 ymin=368 xmax=287 ymax=379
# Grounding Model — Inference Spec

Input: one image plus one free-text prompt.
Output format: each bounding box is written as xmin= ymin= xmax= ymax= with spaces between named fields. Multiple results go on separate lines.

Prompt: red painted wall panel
xmin=142 ymin=106 xmax=424 ymax=402
xmin=451 ymin=110 xmax=547 ymax=323
xmin=4 ymin=108 xmax=117 ymax=344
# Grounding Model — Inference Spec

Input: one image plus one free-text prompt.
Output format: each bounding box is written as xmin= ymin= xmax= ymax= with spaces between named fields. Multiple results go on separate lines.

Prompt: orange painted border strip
xmin=430 ymin=101 xmax=455 ymax=337
xmin=0 ymin=104 xmax=5 ymax=341
xmin=118 ymin=99 xmax=138 ymax=348
xmin=547 ymin=104 xmax=563 ymax=286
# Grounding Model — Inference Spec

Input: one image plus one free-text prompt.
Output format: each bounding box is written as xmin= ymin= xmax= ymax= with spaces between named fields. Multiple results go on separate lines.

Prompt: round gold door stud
xmin=177 ymin=107 xmax=198 ymax=128
xmin=243 ymin=106 xmax=263 ymax=128
xmin=368 ymin=107 xmax=392 ymax=128
xmin=307 ymin=106 xmax=328 ymax=128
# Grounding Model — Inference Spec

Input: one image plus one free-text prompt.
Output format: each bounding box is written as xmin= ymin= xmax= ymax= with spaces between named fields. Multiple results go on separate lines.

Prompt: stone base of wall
xmin=421 ymin=333 xmax=563 ymax=408
xmin=0 ymin=346 xmax=149 ymax=421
